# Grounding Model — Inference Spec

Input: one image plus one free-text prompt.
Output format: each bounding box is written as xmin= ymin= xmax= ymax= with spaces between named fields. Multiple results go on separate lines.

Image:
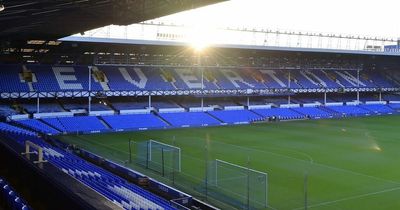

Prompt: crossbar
xmin=215 ymin=159 xmax=268 ymax=176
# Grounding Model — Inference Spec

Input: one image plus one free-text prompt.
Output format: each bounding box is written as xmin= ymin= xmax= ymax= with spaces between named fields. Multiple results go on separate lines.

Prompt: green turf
xmin=57 ymin=115 xmax=400 ymax=210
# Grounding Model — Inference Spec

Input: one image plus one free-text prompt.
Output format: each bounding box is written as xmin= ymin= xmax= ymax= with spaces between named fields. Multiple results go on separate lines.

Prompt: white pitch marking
xmin=292 ymin=186 xmax=400 ymax=210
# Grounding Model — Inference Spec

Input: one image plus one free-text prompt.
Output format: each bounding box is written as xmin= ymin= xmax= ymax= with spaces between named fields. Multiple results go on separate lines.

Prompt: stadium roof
xmin=4 ymin=37 xmax=400 ymax=69
xmin=0 ymin=0 xmax=223 ymax=40
xmin=62 ymin=36 xmax=400 ymax=57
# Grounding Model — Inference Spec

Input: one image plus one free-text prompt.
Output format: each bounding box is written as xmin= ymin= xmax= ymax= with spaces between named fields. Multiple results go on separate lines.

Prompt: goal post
xmin=206 ymin=159 xmax=268 ymax=209
xmin=135 ymin=139 xmax=181 ymax=177
xmin=148 ymin=139 xmax=181 ymax=172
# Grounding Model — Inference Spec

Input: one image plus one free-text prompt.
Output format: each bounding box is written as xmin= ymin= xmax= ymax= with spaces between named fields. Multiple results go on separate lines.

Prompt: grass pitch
xmin=57 ymin=115 xmax=400 ymax=210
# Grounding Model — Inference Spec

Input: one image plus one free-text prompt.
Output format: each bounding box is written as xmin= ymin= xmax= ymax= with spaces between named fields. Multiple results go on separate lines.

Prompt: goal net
xmin=135 ymin=140 xmax=181 ymax=177
xmin=206 ymin=159 xmax=268 ymax=209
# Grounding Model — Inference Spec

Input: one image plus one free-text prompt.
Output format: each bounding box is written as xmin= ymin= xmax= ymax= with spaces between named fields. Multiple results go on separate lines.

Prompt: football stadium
xmin=1 ymin=1 xmax=400 ymax=210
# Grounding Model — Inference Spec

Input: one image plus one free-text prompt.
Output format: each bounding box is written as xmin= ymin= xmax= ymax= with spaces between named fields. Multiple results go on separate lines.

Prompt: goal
xmin=206 ymin=159 xmax=268 ymax=209
xmin=135 ymin=139 xmax=181 ymax=176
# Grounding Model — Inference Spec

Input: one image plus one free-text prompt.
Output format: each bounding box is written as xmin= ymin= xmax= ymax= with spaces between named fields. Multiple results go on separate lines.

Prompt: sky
xmin=72 ymin=0 xmax=400 ymax=50
xmin=154 ymin=0 xmax=400 ymax=39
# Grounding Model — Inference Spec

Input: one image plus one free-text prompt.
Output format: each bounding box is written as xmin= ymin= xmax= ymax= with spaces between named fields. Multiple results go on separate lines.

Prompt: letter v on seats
xmin=119 ymin=67 xmax=148 ymax=89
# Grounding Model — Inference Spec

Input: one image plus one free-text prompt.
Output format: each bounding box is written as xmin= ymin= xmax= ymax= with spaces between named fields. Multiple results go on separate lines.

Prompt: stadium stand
xmin=0 ymin=122 xmax=37 ymax=136
xmin=325 ymin=105 xmax=371 ymax=116
xmin=177 ymin=100 xmax=203 ymax=109
xmin=0 ymin=65 xmax=30 ymax=92
xmin=112 ymin=101 xmax=149 ymax=111
xmin=42 ymin=118 xmax=66 ymax=132
xmin=62 ymin=103 xmax=87 ymax=111
xmin=252 ymin=108 xmax=305 ymax=120
xmin=15 ymin=119 xmax=61 ymax=135
xmin=160 ymin=112 xmax=221 ymax=127
xmin=2 ymin=100 xmax=398 ymax=135
xmin=0 ymin=177 xmax=31 ymax=210
xmin=208 ymin=110 xmax=262 ymax=124
xmin=57 ymin=116 xmax=108 ymax=132
xmin=102 ymin=114 xmax=167 ymax=131
xmin=291 ymin=107 xmax=332 ymax=119
xmin=0 ymin=105 xmax=19 ymax=116
xmin=0 ymin=125 xmax=175 ymax=210
xmin=27 ymin=65 xmax=103 ymax=92
xmin=388 ymin=103 xmax=400 ymax=110
xmin=0 ymin=65 xmax=398 ymax=93
xmin=0 ymin=64 xmax=398 ymax=133
xmin=89 ymin=103 xmax=113 ymax=111
xmin=384 ymin=94 xmax=400 ymax=101
xmin=367 ymin=71 xmax=395 ymax=88
xmin=237 ymin=98 xmax=268 ymax=106
xmin=60 ymin=102 xmax=88 ymax=115
xmin=152 ymin=101 xmax=181 ymax=109
xmin=22 ymin=103 xmax=65 ymax=114
xmin=42 ymin=116 xmax=108 ymax=133
xmin=359 ymin=104 xmax=394 ymax=114
xmin=264 ymin=97 xmax=292 ymax=105
xmin=203 ymin=100 xmax=238 ymax=108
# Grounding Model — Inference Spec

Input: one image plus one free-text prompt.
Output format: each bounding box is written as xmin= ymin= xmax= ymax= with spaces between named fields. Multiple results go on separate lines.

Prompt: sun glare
xmin=186 ymin=25 xmax=214 ymax=52
xmin=191 ymin=41 xmax=208 ymax=52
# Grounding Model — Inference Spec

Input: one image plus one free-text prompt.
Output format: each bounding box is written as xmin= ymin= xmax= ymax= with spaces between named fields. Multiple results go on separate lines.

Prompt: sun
xmin=191 ymin=40 xmax=209 ymax=52
xmin=185 ymin=24 xmax=216 ymax=52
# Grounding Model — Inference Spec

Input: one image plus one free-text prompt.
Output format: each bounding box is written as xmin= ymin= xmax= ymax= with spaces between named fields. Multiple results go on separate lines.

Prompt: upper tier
xmin=0 ymin=64 xmax=399 ymax=93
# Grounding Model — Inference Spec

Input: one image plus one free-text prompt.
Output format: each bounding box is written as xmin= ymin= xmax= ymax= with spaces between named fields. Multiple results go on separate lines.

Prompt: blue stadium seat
xmin=0 ymin=123 xmax=37 ymax=136
xmin=0 ymin=105 xmax=19 ymax=116
xmin=388 ymin=103 xmax=400 ymax=110
xmin=16 ymin=119 xmax=61 ymax=135
xmin=0 ymin=128 xmax=176 ymax=210
xmin=0 ymin=65 xmax=30 ymax=92
xmin=0 ymin=177 xmax=31 ymax=210
xmin=0 ymin=64 xmax=397 ymax=93
xmin=358 ymin=104 xmax=394 ymax=114
xmin=208 ymin=110 xmax=262 ymax=124
xmin=160 ymin=112 xmax=221 ymax=126
xmin=252 ymin=108 xmax=304 ymax=120
xmin=325 ymin=105 xmax=371 ymax=116
xmin=102 ymin=114 xmax=167 ymax=131
xmin=291 ymin=107 xmax=332 ymax=119
xmin=22 ymin=103 xmax=64 ymax=114
xmin=42 ymin=116 xmax=108 ymax=133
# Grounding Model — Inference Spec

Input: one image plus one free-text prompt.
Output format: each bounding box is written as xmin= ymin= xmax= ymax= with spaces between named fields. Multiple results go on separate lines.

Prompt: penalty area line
xmin=292 ymin=185 xmax=400 ymax=210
